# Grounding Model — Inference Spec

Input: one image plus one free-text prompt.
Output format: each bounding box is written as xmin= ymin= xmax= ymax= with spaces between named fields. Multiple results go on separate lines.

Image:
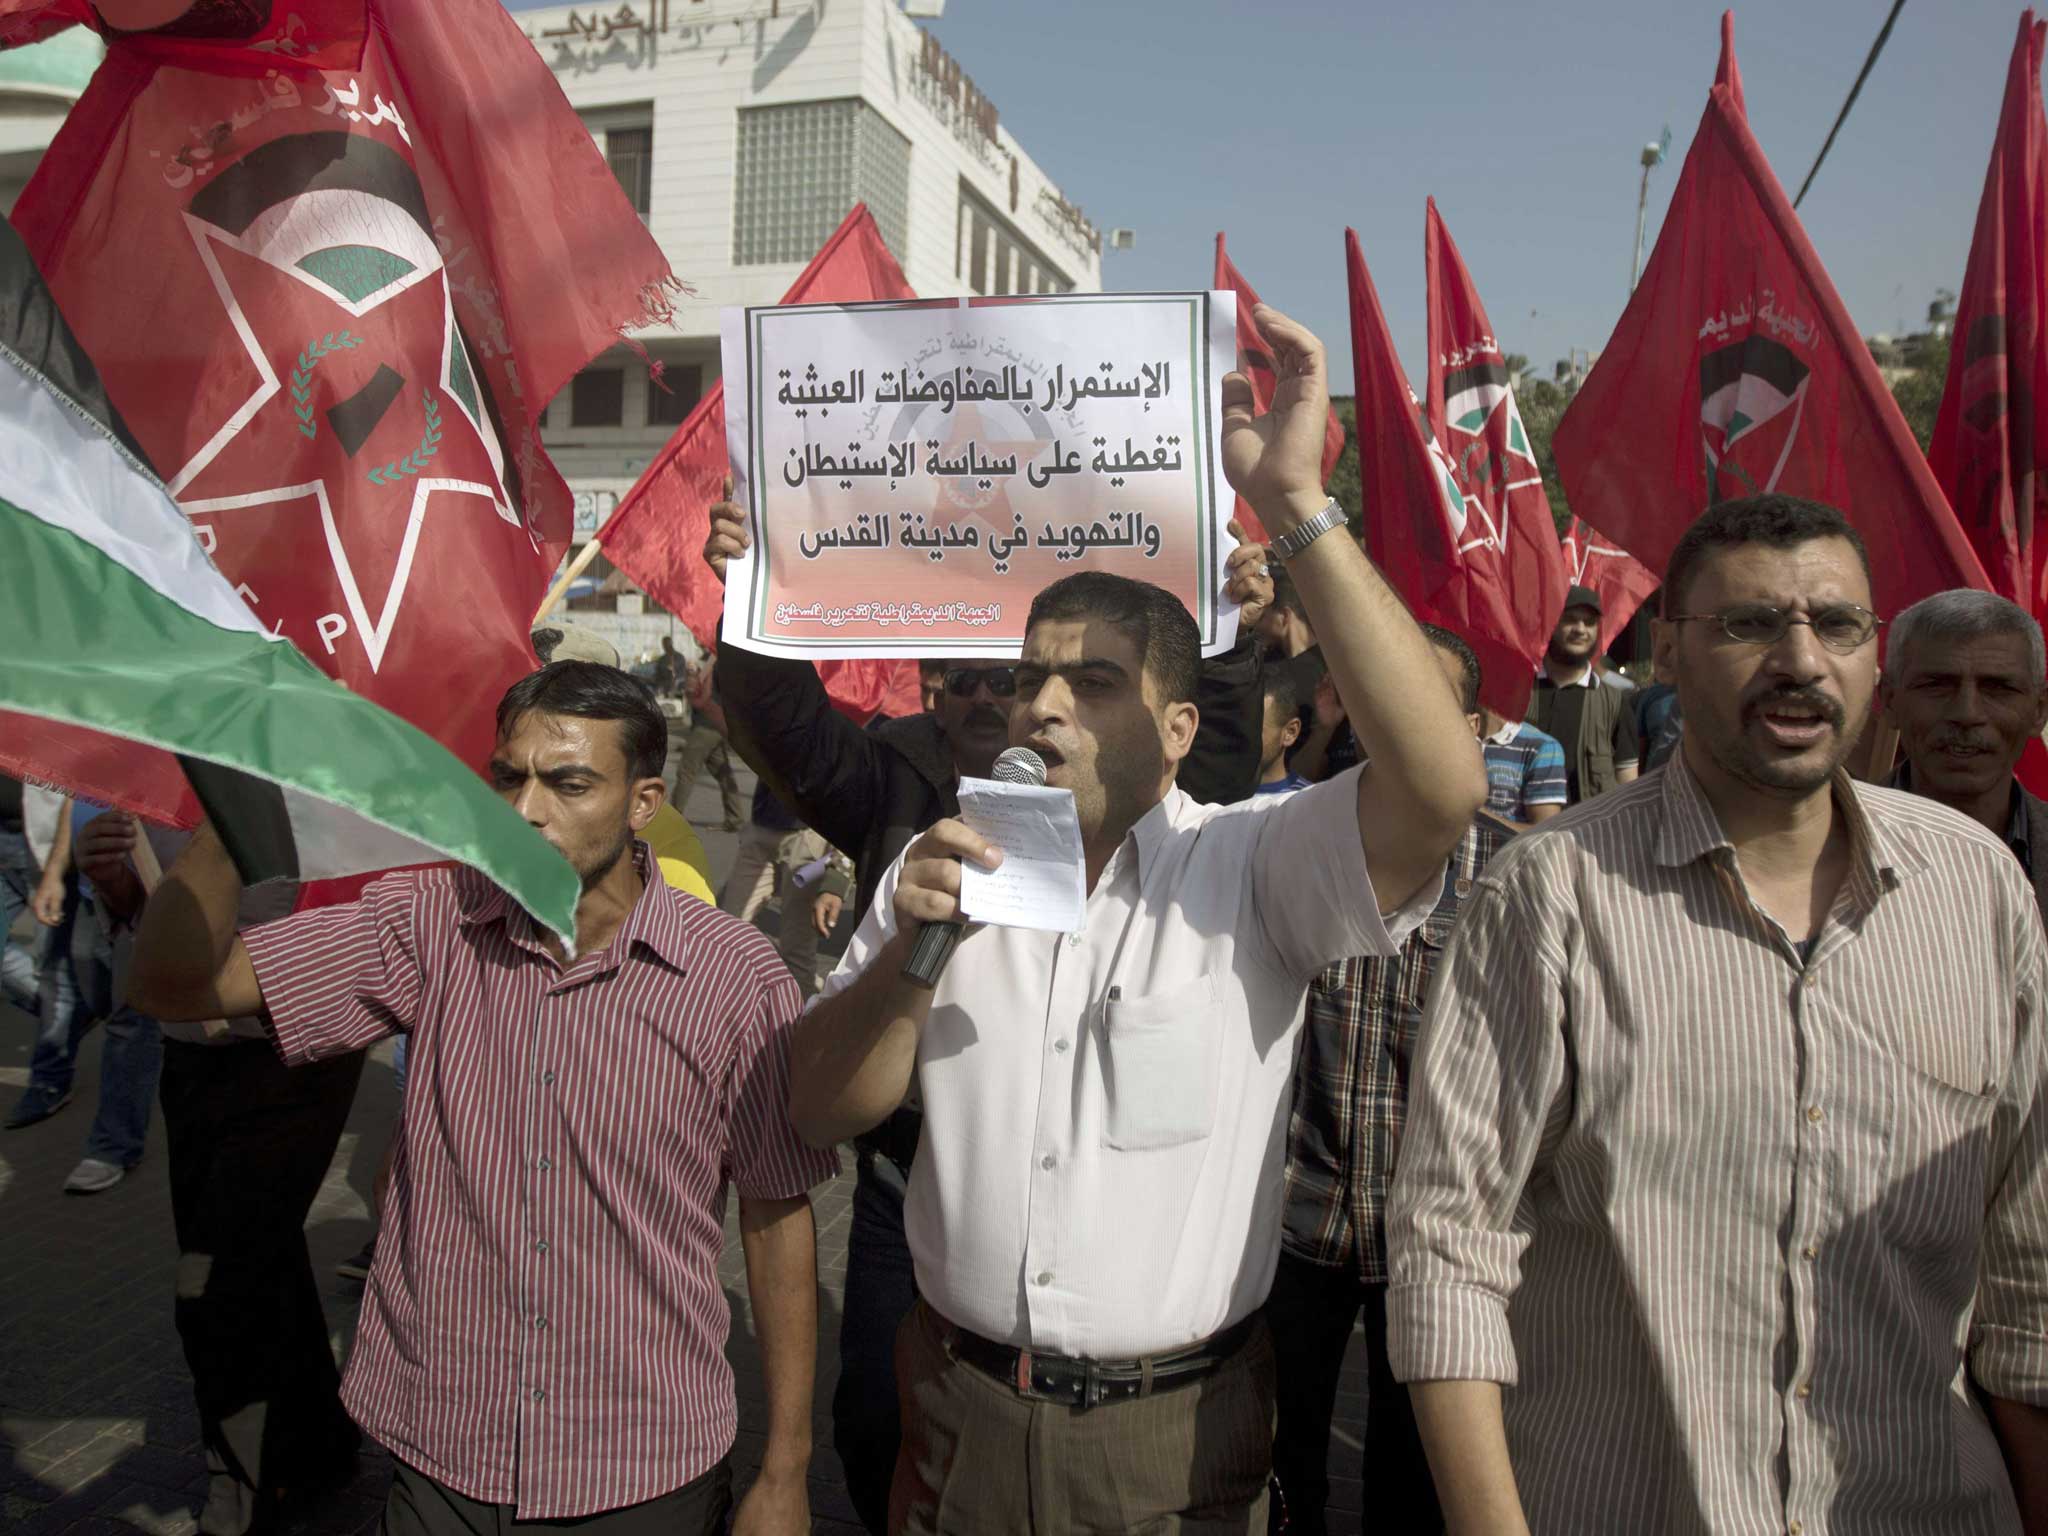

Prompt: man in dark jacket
xmin=705 ymin=503 xmax=1273 ymax=1532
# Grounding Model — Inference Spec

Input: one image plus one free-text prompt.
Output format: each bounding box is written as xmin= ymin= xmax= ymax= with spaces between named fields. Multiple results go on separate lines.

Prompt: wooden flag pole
xmin=534 ymin=539 xmax=605 ymax=627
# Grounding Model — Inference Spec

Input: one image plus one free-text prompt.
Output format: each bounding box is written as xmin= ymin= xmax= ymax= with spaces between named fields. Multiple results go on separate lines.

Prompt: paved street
xmin=0 ymin=765 xmax=1374 ymax=1535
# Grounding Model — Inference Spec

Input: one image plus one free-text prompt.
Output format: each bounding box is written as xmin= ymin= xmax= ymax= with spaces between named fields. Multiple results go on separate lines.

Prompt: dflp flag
xmin=599 ymin=204 xmax=922 ymax=722
xmin=1552 ymin=12 xmax=1990 ymax=617
xmin=1347 ymin=226 xmax=1538 ymax=719
xmin=1213 ymin=233 xmax=1346 ymax=545
xmin=1930 ymin=12 xmax=2048 ymax=617
xmin=0 ymin=210 xmax=579 ymax=939
xmin=0 ymin=0 xmax=673 ymax=826
xmin=1561 ymin=515 xmax=1661 ymax=654
xmin=1423 ymin=199 xmax=1570 ymax=684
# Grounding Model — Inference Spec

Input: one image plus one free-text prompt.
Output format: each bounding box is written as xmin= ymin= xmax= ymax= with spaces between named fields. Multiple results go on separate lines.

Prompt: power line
xmin=1793 ymin=0 xmax=1908 ymax=209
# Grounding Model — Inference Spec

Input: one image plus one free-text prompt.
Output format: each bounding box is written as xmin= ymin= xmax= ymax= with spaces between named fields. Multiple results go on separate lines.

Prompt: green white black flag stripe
xmin=0 ymin=339 xmax=578 ymax=941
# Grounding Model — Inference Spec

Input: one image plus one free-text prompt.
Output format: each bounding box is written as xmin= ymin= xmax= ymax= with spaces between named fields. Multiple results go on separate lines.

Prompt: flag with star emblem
xmin=1423 ymin=198 xmax=1570 ymax=685
xmin=1931 ymin=12 xmax=2048 ymax=618
xmin=1347 ymin=225 xmax=1539 ymax=719
xmin=0 ymin=211 xmax=579 ymax=939
xmin=1212 ymin=232 xmax=1345 ymax=545
xmin=1552 ymin=12 xmax=1990 ymax=615
xmin=1560 ymin=514 xmax=1661 ymax=654
xmin=599 ymin=204 xmax=923 ymax=724
xmin=0 ymin=0 xmax=674 ymax=826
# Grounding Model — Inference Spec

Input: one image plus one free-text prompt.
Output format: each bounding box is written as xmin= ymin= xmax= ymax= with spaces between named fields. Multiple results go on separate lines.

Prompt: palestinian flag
xmin=0 ymin=215 xmax=577 ymax=939
xmin=1698 ymin=332 xmax=1810 ymax=500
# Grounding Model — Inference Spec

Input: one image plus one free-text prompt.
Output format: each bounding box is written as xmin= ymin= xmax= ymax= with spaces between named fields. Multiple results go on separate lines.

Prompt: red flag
xmin=598 ymin=204 xmax=922 ymax=723
xmin=1347 ymin=226 xmax=1539 ymax=719
xmin=1213 ymin=233 xmax=1346 ymax=544
xmin=1423 ymin=200 xmax=1570 ymax=693
xmin=1552 ymin=12 xmax=1991 ymax=619
xmin=1560 ymin=515 xmax=1662 ymax=653
xmin=1930 ymin=13 xmax=2048 ymax=618
xmin=0 ymin=0 xmax=673 ymax=826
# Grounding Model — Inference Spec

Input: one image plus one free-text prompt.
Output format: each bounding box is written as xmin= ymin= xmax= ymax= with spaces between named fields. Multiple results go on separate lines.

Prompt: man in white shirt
xmin=788 ymin=307 xmax=1488 ymax=1534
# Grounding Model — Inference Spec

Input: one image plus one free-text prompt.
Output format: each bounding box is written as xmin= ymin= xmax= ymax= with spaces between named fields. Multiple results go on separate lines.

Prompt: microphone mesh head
xmin=991 ymin=746 xmax=1047 ymax=786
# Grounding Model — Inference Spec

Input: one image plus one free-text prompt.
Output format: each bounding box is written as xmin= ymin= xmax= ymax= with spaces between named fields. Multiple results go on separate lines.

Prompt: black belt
xmin=943 ymin=1311 xmax=1259 ymax=1409
xmin=853 ymin=1105 xmax=922 ymax=1172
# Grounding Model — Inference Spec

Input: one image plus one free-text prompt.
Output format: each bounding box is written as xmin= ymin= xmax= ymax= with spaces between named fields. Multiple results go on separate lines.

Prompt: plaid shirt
xmin=1281 ymin=811 xmax=1517 ymax=1280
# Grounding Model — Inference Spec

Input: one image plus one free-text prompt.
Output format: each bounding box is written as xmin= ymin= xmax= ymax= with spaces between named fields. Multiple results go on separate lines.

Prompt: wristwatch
xmin=1266 ymin=498 xmax=1347 ymax=562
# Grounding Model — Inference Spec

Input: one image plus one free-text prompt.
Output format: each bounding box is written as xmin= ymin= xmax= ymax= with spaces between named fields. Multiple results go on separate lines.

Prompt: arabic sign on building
xmin=721 ymin=292 xmax=1240 ymax=658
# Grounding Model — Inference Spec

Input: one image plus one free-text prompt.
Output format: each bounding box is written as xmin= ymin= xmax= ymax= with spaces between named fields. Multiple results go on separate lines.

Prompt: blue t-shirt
xmin=1483 ymin=723 xmax=1568 ymax=821
xmin=1255 ymin=772 xmax=1313 ymax=796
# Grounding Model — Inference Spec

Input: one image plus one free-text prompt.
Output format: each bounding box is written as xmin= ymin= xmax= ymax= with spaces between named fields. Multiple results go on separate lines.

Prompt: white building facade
xmin=519 ymin=0 xmax=1104 ymax=617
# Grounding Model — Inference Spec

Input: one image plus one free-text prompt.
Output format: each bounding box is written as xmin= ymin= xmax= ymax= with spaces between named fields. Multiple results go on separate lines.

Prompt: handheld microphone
xmin=901 ymin=745 xmax=1046 ymax=989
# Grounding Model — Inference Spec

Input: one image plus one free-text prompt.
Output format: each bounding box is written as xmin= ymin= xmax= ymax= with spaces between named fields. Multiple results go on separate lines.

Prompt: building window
xmin=648 ymin=363 xmax=705 ymax=428
xmin=734 ymin=99 xmax=911 ymax=266
xmin=571 ymin=369 xmax=625 ymax=428
xmin=957 ymin=181 xmax=1071 ymax=297
xmin=581 ymin=107 xmax=654 ymax=217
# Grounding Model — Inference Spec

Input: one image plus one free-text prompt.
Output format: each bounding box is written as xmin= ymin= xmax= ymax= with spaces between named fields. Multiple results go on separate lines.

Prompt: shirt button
xmin=1067 ymin=932 xmax=1082 ymax=948
xmin=1806 ymin=1105 xmax=1823 ymax=1124
xmin=1039 ymin=1153 xmax=1056 ymax=1170
xmin=1034 ymin=1271 xmax=1053 ymax=1287
xmin=1789 ymin=1522 xmax=1803 ymax=1536
xmin=541 ymin=1069 xmax=556 ymax=1085
xmin=1453 ymin=877 xmax=1473 ymax=898
xmin=1802 ymin=1243 xmax=1819 ymax=1261
xmin=1053 ymin=1039 xmax=1070 ymax=1054
xmin=535 ymin=1316 xmax=549 ymax=1330
xmin=1796 ymin=1382 xmax=1812 ymax=1400
xmin=532 ymin=1388 xmax=545 ymax=1404
xmin=538 ymin=1157 xmax=552 ymax=1172
xmin=535 ymin=1239 xmax=549 ymax=1255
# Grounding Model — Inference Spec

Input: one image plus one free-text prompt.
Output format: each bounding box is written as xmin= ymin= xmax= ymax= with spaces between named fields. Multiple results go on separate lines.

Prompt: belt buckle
xmin=1082 ymin=1359 xmax=1106 ymax=1409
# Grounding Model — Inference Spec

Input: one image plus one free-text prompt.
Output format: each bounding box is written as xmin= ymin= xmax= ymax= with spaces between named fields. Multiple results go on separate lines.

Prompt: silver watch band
xmin=1268 ymin=499 xmax=1347 ymax=562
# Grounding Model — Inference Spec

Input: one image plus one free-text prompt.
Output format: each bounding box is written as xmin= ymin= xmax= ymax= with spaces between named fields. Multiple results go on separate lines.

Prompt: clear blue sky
xmin=512 ymin=0 xmax=2030 ymax=385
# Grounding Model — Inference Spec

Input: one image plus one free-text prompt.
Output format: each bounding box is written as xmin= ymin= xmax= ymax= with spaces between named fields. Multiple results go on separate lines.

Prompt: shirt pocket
xmin=1101 ymin=973 xmax=1222 ymax=1152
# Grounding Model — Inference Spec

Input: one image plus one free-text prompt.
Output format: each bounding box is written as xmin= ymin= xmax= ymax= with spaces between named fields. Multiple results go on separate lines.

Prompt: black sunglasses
xmin=944 ymin=666 xmax=1018 ymax=698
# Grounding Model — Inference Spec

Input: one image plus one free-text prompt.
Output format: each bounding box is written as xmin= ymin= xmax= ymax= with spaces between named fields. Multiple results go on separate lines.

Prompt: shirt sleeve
xmin=1524 ymin=738 xmax=1569 ymax=808
xmin=241 ymin=874 xmax=428 ymax=1066
xmin=1969 ymin=889 xmax=2048 ymax=1405
xmin=725 ymin=966 xmax=842 ymax=1199
xmin=1247 ymin=767 xmax=1436 ymax=981
xmin=1384 ymin=853 xmax=1572 ymax=1386
xmin=1612 ymin=689 xmax=1642 ymax=767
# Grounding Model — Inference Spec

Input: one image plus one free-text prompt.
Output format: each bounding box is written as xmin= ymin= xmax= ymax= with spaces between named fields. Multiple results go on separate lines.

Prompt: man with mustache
xmin=787 ymin=305 xmax=1488 ymax=1532
xmin=129 ymin=662 xmax=838 ymax=1536
xmin=1881 ymin=589 xmax=2048 ymax=926
xmin=702 ymin=503 xmax=1275 ymax=1533
xmin=1389 ymin=495 xmax=2048 ymax=1535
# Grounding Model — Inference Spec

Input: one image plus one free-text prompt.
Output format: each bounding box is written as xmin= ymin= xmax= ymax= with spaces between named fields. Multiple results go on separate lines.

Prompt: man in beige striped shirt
xmin=1388 ymin=495 xmax=2048 ymax=1535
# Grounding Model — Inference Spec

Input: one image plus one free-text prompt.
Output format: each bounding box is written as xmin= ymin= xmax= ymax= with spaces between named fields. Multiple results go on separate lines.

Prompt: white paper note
xmin=955 ymin=776 xmax=1087 ymax=932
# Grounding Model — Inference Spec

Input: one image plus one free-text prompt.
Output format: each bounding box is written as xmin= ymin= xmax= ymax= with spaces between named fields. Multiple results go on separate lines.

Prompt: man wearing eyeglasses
xmin=1391 ymin=494 xmax=2048 ymax=1536
xmin=702 ymin=502 xmax=1273 ymax=1533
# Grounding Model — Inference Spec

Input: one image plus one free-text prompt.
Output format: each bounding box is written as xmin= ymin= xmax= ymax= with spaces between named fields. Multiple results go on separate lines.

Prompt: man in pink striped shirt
xmin=131 ymin=662 xmax=837 ymax=1536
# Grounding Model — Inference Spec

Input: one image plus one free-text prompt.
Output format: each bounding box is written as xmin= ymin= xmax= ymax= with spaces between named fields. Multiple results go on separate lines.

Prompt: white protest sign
xmin=720 ymin=292 xmax=1240 ymax=658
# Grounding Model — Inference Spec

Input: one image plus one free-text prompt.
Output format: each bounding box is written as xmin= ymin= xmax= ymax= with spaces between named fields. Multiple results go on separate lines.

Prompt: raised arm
xmin=706 ymin=501 xmax=895 ymax=857
xmin=1219 ymin=304 xmax=1487 ymax=913
xmin=128 ymin=820 xmax=264 ymax=1021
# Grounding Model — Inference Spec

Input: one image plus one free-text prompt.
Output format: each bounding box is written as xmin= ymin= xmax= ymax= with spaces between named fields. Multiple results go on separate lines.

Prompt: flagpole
xmin=534 ymin=538 xmax=605 ymax=626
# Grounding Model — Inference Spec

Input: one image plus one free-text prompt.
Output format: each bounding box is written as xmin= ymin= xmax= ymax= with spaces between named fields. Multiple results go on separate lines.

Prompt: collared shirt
xmin=818 ymin=768 xmax=1432 ymax=1359
xmin=1282 ymin=813 xmax=1515 ymax=1282
xmin=242 ymin=846 xmax=838 ymax=1519
xmin=1482 ymin=720 xmax=1567 ymax=822
xmin=1387 ymin=755 xmax=2048 ymax=1535
xmin=1891 ymin=760 xmax=2033 ymax=877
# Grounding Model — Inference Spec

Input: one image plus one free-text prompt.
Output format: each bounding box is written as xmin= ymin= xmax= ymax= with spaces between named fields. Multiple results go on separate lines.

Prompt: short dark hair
xmin=1419 ymin=623 xmax=1482 ymax=715
xmin=1269 ymin=567 xmax=1309 ymax=623
xmin=918 ymin=657 xmax=948 ymax=679
xmin=1260 ymin=661 xmax=1302 ymax=721
xmin=1026 ymin=572 xmax=1201 ymax=704
xmin=496 ymin=661 xmax=668 ymax=781
xmin=1661 ymin=495 xmax=1872 ymax=617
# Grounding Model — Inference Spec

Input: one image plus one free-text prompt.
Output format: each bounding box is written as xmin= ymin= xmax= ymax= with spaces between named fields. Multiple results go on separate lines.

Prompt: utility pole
xmin=1629 ymin=128 xmax=1671 ymax=294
